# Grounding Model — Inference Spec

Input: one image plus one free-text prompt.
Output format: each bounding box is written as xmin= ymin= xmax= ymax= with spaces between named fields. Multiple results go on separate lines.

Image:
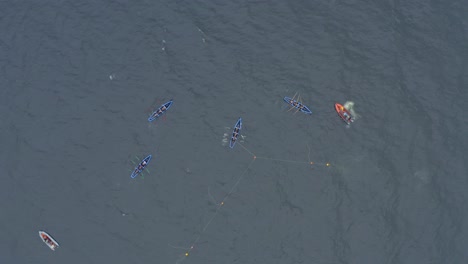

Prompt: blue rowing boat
xmin=283 ymin=96 xmax=312 ymax=114
xmin=130 ymin=155 xmax=152 ymax=178
xmin=148 ymin=100 xmax=173 ymax=122
xmin=230 ymin=118 xmax=242 ymax=149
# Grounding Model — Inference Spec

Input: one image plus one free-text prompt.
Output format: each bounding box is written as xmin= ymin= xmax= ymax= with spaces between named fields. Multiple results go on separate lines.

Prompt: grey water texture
xmin=1 ymin=1 xmax=467 ymax=264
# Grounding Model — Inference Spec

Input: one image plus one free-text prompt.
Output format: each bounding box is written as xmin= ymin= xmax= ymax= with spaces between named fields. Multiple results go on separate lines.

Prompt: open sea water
xmin=1 ymin=1 xmax=467 ymax=263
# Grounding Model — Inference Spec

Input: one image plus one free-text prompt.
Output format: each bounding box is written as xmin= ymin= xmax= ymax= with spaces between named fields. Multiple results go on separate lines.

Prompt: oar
xmin=291 ymin=91 xmax=298 ymax=101
xmin=131 ymin=156 xmax=141 ymax=164
xmin=293 ymin=95 xmax=303 ymax=114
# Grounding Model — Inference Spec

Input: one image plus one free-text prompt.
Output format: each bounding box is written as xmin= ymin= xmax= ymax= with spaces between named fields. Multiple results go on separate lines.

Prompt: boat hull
xmin=335 ymin=103 xmax=353 ymax=125
xmin=39 ymin=231 xmax=59 ymax=251
xmin=229 ymin=118 xmax=242 ymax=149
xmin=283 ymin=97 xmax=312 ymax=114
xmin=130 ymin=155 xmax=152 ymax=178
xmin=148 ymin=100 xmax=173 ymax=122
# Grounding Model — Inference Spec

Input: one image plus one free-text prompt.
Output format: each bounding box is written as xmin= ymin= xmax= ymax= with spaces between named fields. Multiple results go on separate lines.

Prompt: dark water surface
xmin=1 ymin=1 xmax=467 ymax=263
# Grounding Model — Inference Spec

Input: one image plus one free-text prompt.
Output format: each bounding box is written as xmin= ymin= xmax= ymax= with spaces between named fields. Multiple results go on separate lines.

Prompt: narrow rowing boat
xmin=230 ymin=118 xmax=242 ymax=149
xmin=283 ymin=96 xmax=312 ymax=114
xmin=148 ymin=100 xmax=173 ymax=122
xmin=130 ymin=155 xmax=152 ymax=178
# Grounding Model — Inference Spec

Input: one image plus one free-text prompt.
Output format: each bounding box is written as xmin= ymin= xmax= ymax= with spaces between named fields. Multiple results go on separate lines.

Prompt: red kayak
xmin=335 ymin=103 xmax=354 ymax=125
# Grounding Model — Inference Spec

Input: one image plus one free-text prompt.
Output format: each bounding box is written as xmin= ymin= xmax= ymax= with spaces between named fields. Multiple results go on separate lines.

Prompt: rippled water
xmin=1 ymin=1 xmax=467 ymax=263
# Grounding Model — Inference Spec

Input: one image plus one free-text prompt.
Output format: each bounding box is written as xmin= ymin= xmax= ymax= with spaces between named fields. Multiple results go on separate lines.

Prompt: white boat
xmin=38 ymin=231 xmax=59 ymax=251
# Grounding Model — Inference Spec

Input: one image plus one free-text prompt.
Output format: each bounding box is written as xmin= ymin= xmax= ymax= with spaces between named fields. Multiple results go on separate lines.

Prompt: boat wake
xmin=344 ymin=101 xmax=359 ymax=119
